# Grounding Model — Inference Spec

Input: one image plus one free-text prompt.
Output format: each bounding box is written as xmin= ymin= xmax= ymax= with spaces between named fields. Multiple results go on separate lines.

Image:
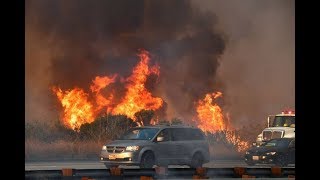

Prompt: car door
xmin=153 ymin=128 xmax=175 ymax=165
xmin=287 ymin=139 xmax=295 ymax=164
xmin=171 ymin=128 xmax=191 ymax=163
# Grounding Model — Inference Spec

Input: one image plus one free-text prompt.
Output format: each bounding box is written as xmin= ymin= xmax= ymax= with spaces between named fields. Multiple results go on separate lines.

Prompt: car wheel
xmin=190 ymin=152 xmax=204 ymax=168
xmin=140 ymin=151 xmax=155 ymax=168
xmin=275 ymin=154 xmax=288 ymax=167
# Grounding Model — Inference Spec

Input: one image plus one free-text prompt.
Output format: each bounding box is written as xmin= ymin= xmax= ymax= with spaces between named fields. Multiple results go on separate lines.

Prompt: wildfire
xmin=195 ymin=92 xmax=249 ymax=152
xmin=112 ymin=49 xmax=163 ymax=120
xmin=52 ymin=49 xmax=163 ymax=130
xmin=52 ymin=49 xmax=248 ymax=152
xmin=90 ymin=75 xmax=117 ymax=111
xmin=52 ymin=87 xmax=95 ymax=130
xmin=196 ymin=92 xmax=226 ymax=132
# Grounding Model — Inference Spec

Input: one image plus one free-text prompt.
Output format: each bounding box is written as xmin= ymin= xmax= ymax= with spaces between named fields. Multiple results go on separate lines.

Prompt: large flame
xmin=112 ymin=49 xmax=163 ymax=120
xmin=195 ymin=92 xmax=249 ymax=152
xmin=196 ymin=92 xmax=226 ymax=132
xmin=52 ymin=49 xmax=163 ymax=130
xmin=52 ymin=87 xmax=95 ymax=130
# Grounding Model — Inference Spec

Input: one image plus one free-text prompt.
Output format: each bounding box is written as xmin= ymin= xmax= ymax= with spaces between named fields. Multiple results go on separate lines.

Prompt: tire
xmin=190 ymin=152 xmax=204 ymax=168
xmin=140 ymin=151 xmax=155 ymax=168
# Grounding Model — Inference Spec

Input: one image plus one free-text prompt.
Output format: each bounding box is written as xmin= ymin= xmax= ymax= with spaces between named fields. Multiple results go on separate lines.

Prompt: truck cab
xmin=255 ymin=109 xmax=295 ymax=146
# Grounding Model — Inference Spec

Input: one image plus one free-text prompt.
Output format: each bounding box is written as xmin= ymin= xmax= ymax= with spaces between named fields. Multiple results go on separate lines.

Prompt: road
xmin=25 ymin=160 xmax=295 ymax=171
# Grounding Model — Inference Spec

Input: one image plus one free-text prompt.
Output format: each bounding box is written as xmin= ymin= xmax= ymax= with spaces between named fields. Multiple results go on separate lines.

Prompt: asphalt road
xmin=25 ymin=160 xmax=295 ymax=171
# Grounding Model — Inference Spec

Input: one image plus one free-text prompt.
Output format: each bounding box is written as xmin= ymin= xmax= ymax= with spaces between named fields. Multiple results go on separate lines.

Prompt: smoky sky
xmin=193 ymin=0 xmax=295 ymax=127
xmin=26 ymin=0 xmax=226 ymax=122
xmin=26 ymin=0 xmax=294 ymax=128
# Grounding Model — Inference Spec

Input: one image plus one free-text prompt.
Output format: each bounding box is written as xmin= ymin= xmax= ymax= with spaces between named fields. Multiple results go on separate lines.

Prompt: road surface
xmin=25 ymin=160 xmax=294 ymax=171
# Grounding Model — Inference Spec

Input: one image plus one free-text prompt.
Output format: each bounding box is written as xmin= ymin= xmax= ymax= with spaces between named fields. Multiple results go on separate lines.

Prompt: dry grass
xmin=25 ymin=138 xmax=110 ymax=161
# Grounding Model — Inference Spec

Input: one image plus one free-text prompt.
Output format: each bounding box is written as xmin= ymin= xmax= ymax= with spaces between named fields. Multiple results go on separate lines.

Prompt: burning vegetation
xmin=52 ymin=49 xmax=163 ymax=130
xmin=52 ymin=49 xmax=249 ymax=152
xmin=195 ymin=92 xmax=249 ymax=152
xmin=25 ymin=0 xmax=269 ymax=157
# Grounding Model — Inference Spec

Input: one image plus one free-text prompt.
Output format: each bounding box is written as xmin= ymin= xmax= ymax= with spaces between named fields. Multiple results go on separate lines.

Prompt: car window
xmin=186 ymin=129 xmax=205 ymax=140
xmin=119 ymin=128 xmax=159 ymax=140
xmin=172 ymin=128 xmax=186 ymax=141
xmin=289 ymin=139 xmax=295 ymax=148
xmin=263 ymin=139 xmax=291 ymax=147
xmin=156 ymin=129 xmax=171 ymax=141
xmin=171 ymin=128 xmax=205 ymax=141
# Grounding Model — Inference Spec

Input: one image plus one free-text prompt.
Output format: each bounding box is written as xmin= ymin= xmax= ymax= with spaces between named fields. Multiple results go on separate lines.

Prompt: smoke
xmin=26 ymin=0 xmax=226 ymax=122
xmin=26 ymin=0 xmax=294 ymax=129
xmin=193 ymin=0 xmax=295 ymax=127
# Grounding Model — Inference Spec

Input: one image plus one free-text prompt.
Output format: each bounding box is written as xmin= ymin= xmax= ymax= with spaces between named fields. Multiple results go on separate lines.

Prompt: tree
xmin=171 ymin=117 xmax=183 ymax=125
xmin=134 ymin=109 xmax=155 ymax=126
xmin=79 ymin=114 xmax=136 ymax=142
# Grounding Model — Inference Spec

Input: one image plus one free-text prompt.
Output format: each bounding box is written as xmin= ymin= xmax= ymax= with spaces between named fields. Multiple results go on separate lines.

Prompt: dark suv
xmin=100 ymin=125 xmax=210 ymax=168
xmin=245 ymin=138 xmax=295 ymax=167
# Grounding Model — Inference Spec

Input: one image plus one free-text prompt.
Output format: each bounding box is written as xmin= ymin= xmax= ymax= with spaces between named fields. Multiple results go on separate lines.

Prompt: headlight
xmin=245 ymin=151 xmax=250 ymax=154
xmin=266 ymin=152 xmax=276 ymax=155
xmin=126 ymin=146 xmax=139 ymax=151
xmin=102 ymin=145 xmax=107 ymax=150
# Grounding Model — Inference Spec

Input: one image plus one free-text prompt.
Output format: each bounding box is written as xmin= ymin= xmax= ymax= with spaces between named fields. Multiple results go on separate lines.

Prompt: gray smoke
xmin=26 ymin=0 xmax=294 ymax=129
xmin=193 ymin=0 xmax=295 ymax=127
xmin=26 ymin=0 xmax=226 ymax=122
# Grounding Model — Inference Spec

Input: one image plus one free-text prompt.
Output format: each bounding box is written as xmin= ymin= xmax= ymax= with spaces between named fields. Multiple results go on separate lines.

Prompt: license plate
xmin=252 ymin=156 xmax=259 ymax=160
xmin=109 ymin=154 xmax=116 ymax=160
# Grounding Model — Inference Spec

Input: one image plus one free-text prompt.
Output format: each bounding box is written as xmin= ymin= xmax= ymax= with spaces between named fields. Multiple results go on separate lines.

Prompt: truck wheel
xmin=190 ymin=152 xmax=204 ymax=168
xmin=140 ymin=151 xmax=155 ymax=168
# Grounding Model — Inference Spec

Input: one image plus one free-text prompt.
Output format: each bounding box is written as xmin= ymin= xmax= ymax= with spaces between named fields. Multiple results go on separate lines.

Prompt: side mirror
xmin=157 ymin=136 xmax=164 ymax=142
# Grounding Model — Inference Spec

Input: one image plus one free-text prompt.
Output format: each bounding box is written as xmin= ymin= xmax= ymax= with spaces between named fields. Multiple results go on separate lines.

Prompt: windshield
xmin=271 ymin=116 xmax=295 ymax=127
xmin=119 ymin=128 xmax=159 ymax=140
xmin=262 ymin=139 xmax=291 ymax=147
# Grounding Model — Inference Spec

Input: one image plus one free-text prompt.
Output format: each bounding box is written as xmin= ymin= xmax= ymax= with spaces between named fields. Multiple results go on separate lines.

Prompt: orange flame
xmin=225 ymin=131 xmax=250 ymax=152
xmin=195 ymin=92 xmax=249 ymax=152
xmin=196 ymin=92 xmax=226 ymax=132
xmin=90 ymin=75 xmax=117 ymax=111
xmin=112 ymin=49 xmax=163 ymax=120
xmin=52 ymin=87 xmax=95 ymax=130
xmin=52 ymin=49 xmax=163 ymax=130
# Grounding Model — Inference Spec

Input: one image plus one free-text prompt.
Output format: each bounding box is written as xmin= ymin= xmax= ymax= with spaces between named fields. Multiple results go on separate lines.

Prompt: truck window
xmin=272 ymin=116 xmax=295 ymax=127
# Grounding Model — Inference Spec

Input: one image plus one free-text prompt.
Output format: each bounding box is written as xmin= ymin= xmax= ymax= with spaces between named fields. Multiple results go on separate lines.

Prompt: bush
xmin=25 ymin=119 xmax=75 ymax=142
xmin=79 ymin=114 xmax=136 ymax=142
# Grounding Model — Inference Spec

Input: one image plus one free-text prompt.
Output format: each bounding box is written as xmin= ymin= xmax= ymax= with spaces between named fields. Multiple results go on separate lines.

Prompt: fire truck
xmin=255 ymin=109 xmax=295 ymax=146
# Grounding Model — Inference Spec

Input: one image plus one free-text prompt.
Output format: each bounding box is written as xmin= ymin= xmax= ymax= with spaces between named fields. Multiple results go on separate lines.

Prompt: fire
xmin=195 ymin=92 xmax=249 ymax=152
xmin=90 ymin=75 xmax=117 ymax=111
xmin=90 ymin=75 xmax=117 ymax=93
xmin=225 ymin=131 xmax=250 ymax=152
xmin=196 ymin=92 xmax=226 ymax=132
xmin=52 ymin=87 xmax=95 ymax=130
xmin=52 ymin=49 xmax=163 ymax=130
xmin=112 ymin=49 xmax=163 ymax=120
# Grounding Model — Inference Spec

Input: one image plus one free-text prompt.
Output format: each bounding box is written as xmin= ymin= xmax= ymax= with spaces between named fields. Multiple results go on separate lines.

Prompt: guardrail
xmin=25 ymin=167 xmax=295 ymax=179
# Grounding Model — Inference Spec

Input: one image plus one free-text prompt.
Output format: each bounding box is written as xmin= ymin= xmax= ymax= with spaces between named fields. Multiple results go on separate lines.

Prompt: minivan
xmin=100 ymin=125 xmax=210 ymax=168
